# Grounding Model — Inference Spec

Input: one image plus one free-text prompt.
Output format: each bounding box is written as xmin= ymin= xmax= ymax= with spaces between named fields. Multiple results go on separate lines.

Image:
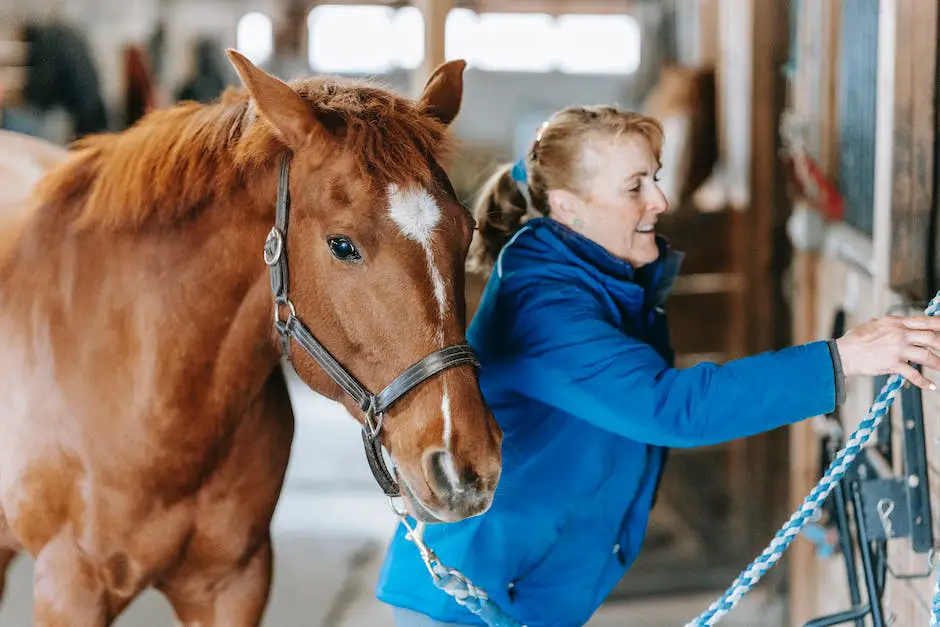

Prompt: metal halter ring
xmin=273 ymin=298 xmax=297 ymax=327
xmin=389 ymin=496 xmax=409 ymax=519
xmin=928 ymin=547 xmax=940 ymax=570
xmin=263 ymin=227 xmax=284 ymax=266
xmin=363 ymin=404 xmax=385 ymax=439
xmin=396 ymin=512 xmax=442 ymax=581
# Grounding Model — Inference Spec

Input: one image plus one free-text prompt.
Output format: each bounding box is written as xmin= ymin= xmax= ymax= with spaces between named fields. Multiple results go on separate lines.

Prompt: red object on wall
xmin=783 ymin=151 xmax=845 ymax=222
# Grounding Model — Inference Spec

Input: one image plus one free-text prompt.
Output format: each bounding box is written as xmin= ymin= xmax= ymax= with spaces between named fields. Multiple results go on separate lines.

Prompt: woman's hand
xmin=836 ymin=316 xmax=940 ymax=390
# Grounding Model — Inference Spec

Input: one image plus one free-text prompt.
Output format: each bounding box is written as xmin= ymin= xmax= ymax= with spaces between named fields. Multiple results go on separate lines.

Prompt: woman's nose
xmin=648 ymin=192 xmax=668 ymax=215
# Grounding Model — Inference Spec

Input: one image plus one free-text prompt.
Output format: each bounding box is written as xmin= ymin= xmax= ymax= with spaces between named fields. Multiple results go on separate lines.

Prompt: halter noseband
xmin=263 ymin=153 xmax=479 ymax=498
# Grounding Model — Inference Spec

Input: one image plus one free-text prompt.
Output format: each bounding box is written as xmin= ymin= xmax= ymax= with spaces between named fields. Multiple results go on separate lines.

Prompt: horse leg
xmin=161 ymin=370 xmax=290 ymax=627
xmin=0 ymin=547 xmax=18 ymax=605
xmin=161 ymin=537 xmax=273 ymax=627
xmin=32 ymin=534 xmax=109 ymax=626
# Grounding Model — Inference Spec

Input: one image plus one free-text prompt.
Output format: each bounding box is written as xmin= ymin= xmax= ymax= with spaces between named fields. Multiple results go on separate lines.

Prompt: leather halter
xmin=263 ymin=153 xmax=480 ymax=497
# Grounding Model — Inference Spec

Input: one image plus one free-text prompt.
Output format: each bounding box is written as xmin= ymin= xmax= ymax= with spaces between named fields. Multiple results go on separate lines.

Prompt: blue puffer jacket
xmin=375 ymin=217 xmax=839 ymax=627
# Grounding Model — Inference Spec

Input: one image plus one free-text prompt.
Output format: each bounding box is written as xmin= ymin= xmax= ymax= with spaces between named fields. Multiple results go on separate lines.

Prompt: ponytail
xmin=467 ymin=162 xmax=536 ymax=278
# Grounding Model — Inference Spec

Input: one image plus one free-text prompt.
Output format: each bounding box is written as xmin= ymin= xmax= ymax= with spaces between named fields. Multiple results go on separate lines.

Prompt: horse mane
xmin=35 ymin=76 xmax=454 ymax=232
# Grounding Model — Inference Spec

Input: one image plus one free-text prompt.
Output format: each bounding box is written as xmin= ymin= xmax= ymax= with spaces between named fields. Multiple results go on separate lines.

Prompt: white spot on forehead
xmin=386 ymin=184 xmax=447 ymax=327
xmin=387 ymin=184 xmax=442 ymax=244
xmin=387 ymin=184 xmax=453 ymax=451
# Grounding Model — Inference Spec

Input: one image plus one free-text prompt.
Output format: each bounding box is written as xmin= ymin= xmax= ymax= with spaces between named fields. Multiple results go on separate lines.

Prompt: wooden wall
xmin=786 ymin=0 xmax=940 ymax=625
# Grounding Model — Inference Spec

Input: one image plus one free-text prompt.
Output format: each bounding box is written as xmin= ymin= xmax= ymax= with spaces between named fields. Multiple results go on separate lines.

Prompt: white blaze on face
xmin=387 ymin=184 xmax=456 ymax=457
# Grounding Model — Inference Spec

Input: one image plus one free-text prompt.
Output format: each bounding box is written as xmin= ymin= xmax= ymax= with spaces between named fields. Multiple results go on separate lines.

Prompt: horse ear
xmin=418 ymin=59 xmax=466 ymax=126
xmin=225 ymin=49 xmax=324 ymax=150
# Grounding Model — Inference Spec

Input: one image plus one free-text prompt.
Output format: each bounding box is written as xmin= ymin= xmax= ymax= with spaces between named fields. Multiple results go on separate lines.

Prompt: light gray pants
xmin=392 ymin=606 xmax=468 ymax=627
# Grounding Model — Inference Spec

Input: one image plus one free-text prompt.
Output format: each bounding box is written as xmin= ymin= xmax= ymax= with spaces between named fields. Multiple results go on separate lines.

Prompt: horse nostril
xmin=462 ymin=467 xmax=480 ymax=487
xmin=425 ymin=449 xmax=460 ymax=494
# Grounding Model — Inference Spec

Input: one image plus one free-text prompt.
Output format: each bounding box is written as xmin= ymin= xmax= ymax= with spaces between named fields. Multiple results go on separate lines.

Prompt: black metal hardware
xmin=898 ymin=372 xmax=934 ymax=555
xmin=802 ymin=310 xmax=934 ymax=626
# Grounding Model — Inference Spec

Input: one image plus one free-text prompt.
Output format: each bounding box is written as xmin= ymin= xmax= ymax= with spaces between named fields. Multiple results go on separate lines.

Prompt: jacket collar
xmin=531 ymin=217 xmax=684 ymax=309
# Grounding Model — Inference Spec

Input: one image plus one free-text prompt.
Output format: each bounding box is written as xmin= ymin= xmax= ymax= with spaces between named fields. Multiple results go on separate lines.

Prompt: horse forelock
xmin=32 ymin=76 xmax=454 ymax=232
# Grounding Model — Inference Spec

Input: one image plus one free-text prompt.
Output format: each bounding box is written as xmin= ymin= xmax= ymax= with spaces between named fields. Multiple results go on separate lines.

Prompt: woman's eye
xmin=327 ymin=236 xmax=361 ymax=262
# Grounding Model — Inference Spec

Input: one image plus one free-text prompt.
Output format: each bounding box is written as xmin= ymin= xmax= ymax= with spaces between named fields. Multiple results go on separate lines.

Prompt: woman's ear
xmin=548 ymin=189 xmax=583 ymax=221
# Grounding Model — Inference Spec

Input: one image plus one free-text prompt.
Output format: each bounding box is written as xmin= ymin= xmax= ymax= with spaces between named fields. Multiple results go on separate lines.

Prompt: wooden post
xmin=787 ymin=251 xmax=821 ymax=627
xmin=888 ymin=0 xmax=937 ymax=302
xmin=409 ymin=0 xmax=452 ymax=98
xmin=696 ymin=0 xmax=719 ymax=68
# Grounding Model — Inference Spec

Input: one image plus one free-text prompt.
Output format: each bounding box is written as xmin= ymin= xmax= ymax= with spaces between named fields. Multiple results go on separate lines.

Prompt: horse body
xmin=0 ymin=184 xmax=291 ymax=623
xmin=0 ymin=130 xmax=68 ymax=259
xmin=0 ymin=52 xmax=501 ymax=626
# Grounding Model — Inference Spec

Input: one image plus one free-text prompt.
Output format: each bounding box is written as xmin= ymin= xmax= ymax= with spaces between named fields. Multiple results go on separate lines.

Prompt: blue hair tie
xmin=510 ymin=156 xmax=528 ymax=184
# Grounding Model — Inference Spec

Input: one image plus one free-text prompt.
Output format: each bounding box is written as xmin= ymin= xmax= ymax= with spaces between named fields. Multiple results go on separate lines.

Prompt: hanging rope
xmin=932 ymin=567 xmax=940 ymax=626
xmin=396 ymin=290 xmax=940 ymax=627
xmin=686 ymin=290 xmax=940 ymax=626
xmin=394 ymin=506 xmax=527 ymax=627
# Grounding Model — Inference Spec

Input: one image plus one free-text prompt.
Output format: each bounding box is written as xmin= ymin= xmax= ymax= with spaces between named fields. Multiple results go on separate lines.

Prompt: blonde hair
xmin=467 ymin=105 xmax=664 ymax=276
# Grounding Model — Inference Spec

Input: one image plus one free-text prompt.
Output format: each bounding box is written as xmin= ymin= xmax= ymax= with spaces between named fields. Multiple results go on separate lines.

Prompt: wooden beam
xmin=935 ymin=6 xmax=940 ymax=296
xmin=786 ymin=253 xmax=821 ymax=627
xmin=888 ymin=0 xmax=937 ymax=301
xmin=695 ymin=0 xmax=719 ymax=67
xmin=310 ymin=0 xmax=632 ymax=15
xmin=409 ymin=0 xmax=451 ymax=98
xmin=464 ymin=0 xmax=631 ymax=14
xmin=746 ymin=0 xmax=793 ymax=595
xmin=788 ymin=4 xmax=841 ymax=624
xmin=820 ymin=0 xmax=842 ymax=178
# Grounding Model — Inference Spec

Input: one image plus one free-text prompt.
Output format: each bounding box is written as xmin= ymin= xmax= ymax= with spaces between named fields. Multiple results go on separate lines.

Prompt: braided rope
xmin=398 ymin=516 xmax=527 ymax=627
xmin=932 ymin=569 xmax=940 ymax=626
xmin=687 ymin=291 xmax=940 ymax=627
xmin=428 ymin=562 xmax=526 ymax=627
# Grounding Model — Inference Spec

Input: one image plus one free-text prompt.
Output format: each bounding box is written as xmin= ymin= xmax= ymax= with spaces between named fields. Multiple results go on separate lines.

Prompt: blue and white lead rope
xmin=397 ymin=289 xmax=940 ymax=627
xmin=394 ymin=512 xmax=526 ymax=627
xmin=933 ymin=575 xmax=940 ymax=627
xmin=687 ymin=289 xmax=940 ymax=627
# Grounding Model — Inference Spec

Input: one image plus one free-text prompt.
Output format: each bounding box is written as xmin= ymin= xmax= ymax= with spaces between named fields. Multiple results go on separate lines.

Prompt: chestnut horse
xmin=0 ymin=129 xmax=68 ymax=209
xmin=0 ymin=51 xmax=502 ymax=626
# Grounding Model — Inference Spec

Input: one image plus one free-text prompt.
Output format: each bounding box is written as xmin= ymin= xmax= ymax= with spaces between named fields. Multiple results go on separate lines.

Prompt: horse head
xmin=227 ymin=52 xmax=502 ymax=523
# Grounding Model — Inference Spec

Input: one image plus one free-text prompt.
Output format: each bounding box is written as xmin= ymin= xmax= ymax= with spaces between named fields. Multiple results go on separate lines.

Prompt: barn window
xmin=444 ymin=8 xmax=479 ymax=68
xmin=444 ymin=10 xmax=641 ymax=75
xmin=307 ymin=5 xmax=424 ymax=74
xmin=555 ymin=14 xmax=641 ymax=74
xmin=236 ymin=12 xmax=274 ymax=66
xmin=446 ymin=10 xmax=556 ymax=72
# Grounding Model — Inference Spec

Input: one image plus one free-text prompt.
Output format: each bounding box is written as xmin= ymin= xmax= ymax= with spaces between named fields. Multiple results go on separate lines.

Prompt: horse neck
xmin=178 ymin=172 xmax=345 ymax=417
xmin=185 ymin=186 xmax=288 ymax=417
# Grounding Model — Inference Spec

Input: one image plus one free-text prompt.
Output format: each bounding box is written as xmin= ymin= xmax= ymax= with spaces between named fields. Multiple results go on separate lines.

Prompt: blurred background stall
xmin=1 ymin=0 xmax=937 ymax=625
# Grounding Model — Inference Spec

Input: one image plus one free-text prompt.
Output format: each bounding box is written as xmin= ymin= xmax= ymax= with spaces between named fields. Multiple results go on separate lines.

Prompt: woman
xmin=375 ymin=106 xmax=940 ymax=627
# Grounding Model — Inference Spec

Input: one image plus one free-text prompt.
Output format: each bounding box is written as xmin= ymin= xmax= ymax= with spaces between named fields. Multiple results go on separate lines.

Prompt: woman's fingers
xmin=900 ymin=316 xmax=940 ymax=331
xmin=895 ymin=361 xmax=937 ymax=391
xmin=906 ymin=329 xmax=940 ymax=352
xmin=902 ymin=346 xmax=940 ymax=371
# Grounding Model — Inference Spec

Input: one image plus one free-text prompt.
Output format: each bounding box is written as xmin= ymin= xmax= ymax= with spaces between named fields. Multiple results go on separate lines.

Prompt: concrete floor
xmin=0 ymin=366 xmax=780 ymax=626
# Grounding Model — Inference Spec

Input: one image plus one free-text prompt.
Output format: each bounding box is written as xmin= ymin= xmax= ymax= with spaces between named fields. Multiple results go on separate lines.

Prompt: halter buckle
xmin=928 ymin=547 xmax=940 ymax=570
xmin=264 ymin=227 xmax=284 ymax=266
xmin=396 ymin=511 xmax=442 ymax=581
xmin=363 ymin=399 xmax=385 ymax=439
xmin=273 ymin=298 xmax=297 ymax=329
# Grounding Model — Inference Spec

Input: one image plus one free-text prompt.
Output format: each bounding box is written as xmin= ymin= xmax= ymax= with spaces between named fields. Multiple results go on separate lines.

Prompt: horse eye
xmin=327 ymin=236 xmax=361 ymax=262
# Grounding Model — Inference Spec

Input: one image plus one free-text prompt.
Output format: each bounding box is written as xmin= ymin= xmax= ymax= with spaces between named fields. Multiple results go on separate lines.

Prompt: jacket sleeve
xmin=492 ymin=277 xmax=839 ymax=448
